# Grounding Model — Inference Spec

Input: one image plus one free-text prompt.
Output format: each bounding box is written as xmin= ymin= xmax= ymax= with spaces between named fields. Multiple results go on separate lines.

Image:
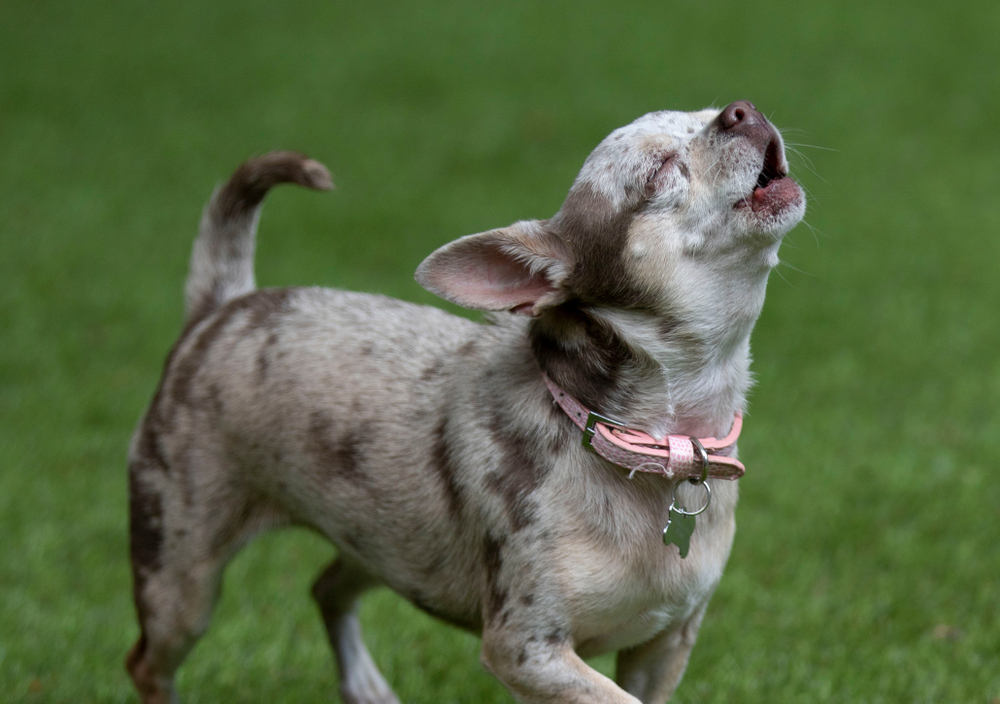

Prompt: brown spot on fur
xmin=517 ymin=648 xmax=528 ymax=666
xmin=542 ymin=395 xmax=576 ymax=452
xmin=657 ymin=312 xmax=682 ymax=338
xmin=483 ymin=533 xmax=508 ymax=621
xmin=308 ymin=411 xmax=364 ymax=481
xmin=431 ymin=418 xmax=464 ymax=520
xmin=486 ymin=446 xmax=541 ymax=531
xmin=246 ymin=288 xmax=293 ymax=330
xmin=481 ymin=384 xmax=570 ymax=531
xmin=545 ymin=630 xmax=565 ymax=646
xmin=136 ymin=415 xmax=170 ymax=475
xmin=521 ymin=593 xmax=534 ymax=606
xmin=128 ymin=467 xmax=164 ymax=595
xmin=132 ymin=299 xmax=227 ymax=477
xmin=169 ymin=288 xmax=293 ymax=411
xmin=214 ymin=152 xmax=333 ymax=222
xmin=420 ymin=359 xmax=442 ymax=382
xmin=206 ymin=383 xmax=225 ymax=415
xmin=554 ymin=183 xmax=652 ymax=308
xmin=134 ymin=324 xmax=206 ymax=478
xmin=530 ymin=300 xmax=656 ymax=416
xmin=256 ymin=331 xmax=279 ymax=383
xmin=524 ymin=179 xmax=678 ymax=416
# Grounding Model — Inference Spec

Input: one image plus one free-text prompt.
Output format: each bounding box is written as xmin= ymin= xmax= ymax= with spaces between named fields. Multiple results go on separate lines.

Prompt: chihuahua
xmin=126 ymin=101 xmax=804 ymax=703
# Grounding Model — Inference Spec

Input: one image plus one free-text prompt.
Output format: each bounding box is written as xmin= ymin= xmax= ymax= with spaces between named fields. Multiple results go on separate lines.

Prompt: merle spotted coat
xmin=127 ymin=102 xmax=805 ymax=704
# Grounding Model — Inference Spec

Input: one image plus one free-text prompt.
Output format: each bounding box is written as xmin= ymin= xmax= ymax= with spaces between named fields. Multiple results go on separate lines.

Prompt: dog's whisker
xmin=772 ymin=263 xmax=799 ymax=289
xmin=787 ymin=215 xmax=824 ymax=249
xmin=706 ymin=156 xmax=723 ymax=189
xmin=784 ymin=146 xmax=823 ymax=178
xmin=776 ymin=257 xmax=815 ymax=277
xmin=800 ymin=218 xmax=825 ymax=248
xmin=786 ymin=157 xmax=828 ymax=189
xmin=784 ymin=145 xmax=816 ymax=170
xmin=784 ymin=142 xmax=837 ymax=152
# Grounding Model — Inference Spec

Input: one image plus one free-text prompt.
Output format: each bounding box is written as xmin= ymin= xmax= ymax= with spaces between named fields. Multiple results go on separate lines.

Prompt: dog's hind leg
xmin=312 ymin=556 xmax=401 ymax=704
xmin=125 ymin=447 xmax=283 ymax=704
xmin=126 ymin=473 xmax=220 ymax=703
xmin=126 ymin=548 xmax=222 ymax=704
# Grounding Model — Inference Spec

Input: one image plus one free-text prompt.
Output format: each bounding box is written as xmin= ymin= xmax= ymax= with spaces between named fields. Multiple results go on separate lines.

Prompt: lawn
xmin=1 ymin=1 xmax=999 ymax=702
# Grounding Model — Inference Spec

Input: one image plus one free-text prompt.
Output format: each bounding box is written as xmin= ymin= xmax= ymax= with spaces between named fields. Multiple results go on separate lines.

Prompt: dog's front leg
xmin=481 ymin=629 xmax=642 ymax=704
xmin=614 ymin=603 xmax=708 ymax=703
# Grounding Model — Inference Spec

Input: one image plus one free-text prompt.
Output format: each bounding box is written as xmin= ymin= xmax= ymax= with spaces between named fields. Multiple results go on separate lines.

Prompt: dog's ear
xmin=415 ymin=220 xmax=573 ymax=316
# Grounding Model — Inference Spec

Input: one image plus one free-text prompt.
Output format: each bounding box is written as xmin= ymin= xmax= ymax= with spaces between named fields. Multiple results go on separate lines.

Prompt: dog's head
xmin=417 ymin=101 xmax=804 ymax=320
xmin=418 ymin=102 xmax=806 ymax=424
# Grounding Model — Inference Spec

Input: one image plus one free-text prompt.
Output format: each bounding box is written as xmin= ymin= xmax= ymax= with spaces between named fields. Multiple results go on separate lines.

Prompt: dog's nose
xmin=714 ymin=101 xmax=766 ymax=133
xmin=713 ymin=101 xmax=777 ymax=149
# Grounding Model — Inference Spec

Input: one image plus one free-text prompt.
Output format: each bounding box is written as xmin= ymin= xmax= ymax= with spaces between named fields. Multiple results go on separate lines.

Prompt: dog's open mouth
xmin=735 ymin=137 xmax=800 ymax=215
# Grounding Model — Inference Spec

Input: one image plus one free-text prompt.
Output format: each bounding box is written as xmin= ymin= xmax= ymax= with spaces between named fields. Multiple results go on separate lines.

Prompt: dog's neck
xmin=530 ymin=242 xmax=779 ymax=440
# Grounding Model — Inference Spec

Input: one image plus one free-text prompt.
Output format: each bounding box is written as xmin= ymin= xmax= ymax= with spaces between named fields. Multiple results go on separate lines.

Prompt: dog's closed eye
xmin=644 ymin=152 xmax=682 ymax=197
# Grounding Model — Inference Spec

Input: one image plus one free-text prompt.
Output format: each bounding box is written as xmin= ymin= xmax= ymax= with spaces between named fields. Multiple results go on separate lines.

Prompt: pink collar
xmin=543 ymin=374 xmax=745 ymax=481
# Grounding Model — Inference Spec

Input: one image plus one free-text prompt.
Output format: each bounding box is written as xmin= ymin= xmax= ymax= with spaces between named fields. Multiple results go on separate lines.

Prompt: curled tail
xmin=184 ymin=151 xmax=333 ymax=323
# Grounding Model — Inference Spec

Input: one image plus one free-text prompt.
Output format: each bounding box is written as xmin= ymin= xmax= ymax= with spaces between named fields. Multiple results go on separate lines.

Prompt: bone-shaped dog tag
xmin=662 ymin=508 xmax=695 ymax=558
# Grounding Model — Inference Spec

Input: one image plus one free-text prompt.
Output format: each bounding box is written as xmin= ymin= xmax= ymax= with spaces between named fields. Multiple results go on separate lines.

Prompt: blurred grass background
xmin=2 ymin=0 xmax=999 ymax=702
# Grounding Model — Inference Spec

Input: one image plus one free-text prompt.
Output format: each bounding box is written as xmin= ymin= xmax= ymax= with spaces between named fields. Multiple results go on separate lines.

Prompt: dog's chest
xmin=554 ymin=507 xmax=735 ymax=657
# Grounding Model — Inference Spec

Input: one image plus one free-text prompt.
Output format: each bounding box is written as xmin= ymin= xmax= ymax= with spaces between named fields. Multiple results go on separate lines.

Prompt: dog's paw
xmin=339 ymin=668 xmax=401 ymax=704
xmin=340 ymin=686 xmax=401 ymax=704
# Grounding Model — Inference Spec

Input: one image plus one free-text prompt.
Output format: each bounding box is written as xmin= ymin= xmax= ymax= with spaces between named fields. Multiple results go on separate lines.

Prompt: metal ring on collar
xmin=670 ymin=479 xmax=712 ymax=516
xmin=688 ymin=436 xmax=709 ymax=484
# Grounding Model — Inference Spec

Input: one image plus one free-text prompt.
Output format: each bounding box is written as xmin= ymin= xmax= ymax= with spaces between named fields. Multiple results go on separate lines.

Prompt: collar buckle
xmin=583 ymin=411 xmax=627 ymax=451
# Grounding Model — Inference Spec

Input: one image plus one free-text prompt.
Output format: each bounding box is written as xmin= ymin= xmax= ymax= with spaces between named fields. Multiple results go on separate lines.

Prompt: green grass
xmin=2 ymin=0 xmax=999 ymax=702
